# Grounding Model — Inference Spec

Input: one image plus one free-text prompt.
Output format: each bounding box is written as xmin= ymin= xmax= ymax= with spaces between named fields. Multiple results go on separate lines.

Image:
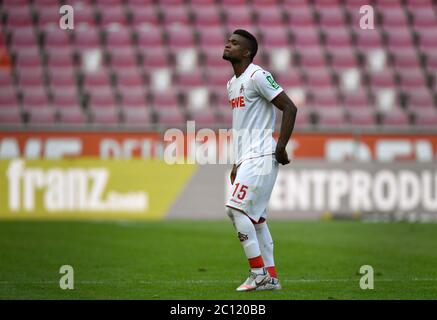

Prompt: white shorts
xmin=225 ymin=154 xmax=279 ymax=223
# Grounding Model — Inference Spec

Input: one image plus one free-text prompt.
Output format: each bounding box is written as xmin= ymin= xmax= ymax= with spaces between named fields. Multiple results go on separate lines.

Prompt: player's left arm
xmin=271 ymin=91 xmax=298 ymax=165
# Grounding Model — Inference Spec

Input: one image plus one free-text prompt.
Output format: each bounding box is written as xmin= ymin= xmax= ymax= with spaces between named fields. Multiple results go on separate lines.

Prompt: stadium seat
xmin=99 ymin=6 xmax=127 ymax=27
xmin=258 ymin=28 xmax=290 ymax=47
xmin=317 ymin=7 xmax=346 ymax=28
xmin=161 ymin=6 xmax=191 ymax=27
xmin=197 ymin=27 xmax=227 ymax=49
xmin=22 ymin=91 xmax=56 ymax=124
xmin=88 ymin=93 xmax=119 ymax=124
xmin=413 ymin=109 xmax=437 ymax=127
xmin=381 ymin=107 xmax=410 ymax=127
xmin=316 ymin=107 xmax=346 ymax=127
xmin=406 ymin=89 xmax=435 ymax=110
xmin=189 ymin=108 xmax=218 ymax=128
xmin=286 ymin=7 xmax=315 ymax=28
xmin=348 ymin=108 xmax=377 ymax=127
xmin=120 ymin=93 xmax=151 ymax=126
xmin=136 ymin=25 xmax=165 ymax=49
xmin=166 ymin=25 xmax=196 ymax=49
xmin=130 ymin=7 xmax=160 ymax=27
xmin=192 ymin=7 xmax=222 ymax=28
xmin=5 ymin=7 xmax=33 ymax=30
xmin=254 ymin=6 xmax=285 ymax=27
xmin=115 ymin=69 xmax=145 ymax=95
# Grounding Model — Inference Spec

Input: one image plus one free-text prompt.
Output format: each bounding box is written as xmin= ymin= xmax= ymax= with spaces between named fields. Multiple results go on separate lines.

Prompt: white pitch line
xmin=1 ymin=278 xmax=437 ymax=285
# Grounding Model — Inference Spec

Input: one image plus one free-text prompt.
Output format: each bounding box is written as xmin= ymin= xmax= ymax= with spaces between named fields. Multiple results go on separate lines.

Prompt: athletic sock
xmin=255 ymin=221 xmax=277 ymax=278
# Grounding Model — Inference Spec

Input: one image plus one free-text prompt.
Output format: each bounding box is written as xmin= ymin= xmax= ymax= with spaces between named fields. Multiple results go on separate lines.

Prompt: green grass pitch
xmin=0 ymin=220 xmax=436 ymax=300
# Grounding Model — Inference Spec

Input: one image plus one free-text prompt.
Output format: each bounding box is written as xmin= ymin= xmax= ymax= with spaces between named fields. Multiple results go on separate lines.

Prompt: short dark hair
xmin=233 ymin=29 xmax=258 ymax=61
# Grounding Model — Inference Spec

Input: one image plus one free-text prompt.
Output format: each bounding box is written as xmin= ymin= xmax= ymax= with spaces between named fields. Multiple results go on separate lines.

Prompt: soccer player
xmin=222 ymin=29 xmax=298 ymax=291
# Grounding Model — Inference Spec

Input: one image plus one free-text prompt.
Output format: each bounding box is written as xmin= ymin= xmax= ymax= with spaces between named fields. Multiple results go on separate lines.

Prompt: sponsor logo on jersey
xmin=229 ymin=96 xmax=246 ymax=109
xmin=266 ymin=75 xmax=280 ymax=90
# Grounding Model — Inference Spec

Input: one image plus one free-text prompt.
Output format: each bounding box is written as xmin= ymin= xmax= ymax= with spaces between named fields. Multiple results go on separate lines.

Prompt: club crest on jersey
xmin=239 ymin=84 xmax=244 ymax=94
xmin=229 ymin=96 xmax=246 ymax=109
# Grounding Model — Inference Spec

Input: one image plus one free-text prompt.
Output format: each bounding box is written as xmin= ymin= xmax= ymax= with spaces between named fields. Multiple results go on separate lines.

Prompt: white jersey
xmin=227 ymin=63 xmax=284 ymax=166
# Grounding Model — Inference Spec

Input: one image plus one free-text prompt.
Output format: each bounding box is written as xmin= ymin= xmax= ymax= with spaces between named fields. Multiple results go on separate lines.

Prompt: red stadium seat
xmin=391 ymin=49 xmax=421 ymax=71
xmin=44 ymin=28 xmax=72 ymax=49
xmin=259 ymin=28 xmax=290 ymax=47
xmin=189 ymin=108 xmax=219 ymax=128
xmin=22 ymin=91 xmax=56 ymax=124
xmin=292 ymin=107 xmax=312 ymax=129
xmin=311 ymin=90 xmax=339 ymax=109
xmin=293 ymin=27 xmax=320 ymax=49
xmin=386 ymin=29 xmax=414 ymax=49
xmin=48 ymin=69 xmax=77 ymax=93
xmin=130 ymin=7 xmax=160 ymax=27
xmin=343 ymin=90 xmax=371 ymax=109
xmin=136 ymin=25 xmax=165 ymax=48
xmin=318 ymin=7 xmax=346 ymax=28
xmin=71 ymin=4 xmax=96 ymax=27
xmin=419 ymin=30 xmax=437 ymax=51
xmin=109 ymin=48 xmax=137 ymax=69
xmin=203 ymin=48 xmax=229 ymax=69
xmin=198 ymin=27 xmax=227 ymax=49
xmin=328 ymin=48 xmax=358 ymax=71
xmin=323 ymin=27 xmax=352 ymax=49
xmin=83 ymin=70 xmax=112 ymax=94
xmin=99 ymin=6 xmax=127 ymax=26
xmin=14 ymin=50 xmax=42 ymax=69
xmin=0 ymin=88 xmax=18 ymax=108
xmin=192 ymin=7 xmax=222 ymax=28
xmin=74 ymin=27 xmax=101 ymax=51
xmin=286 ymin=7 xmax=315 ymax=28
xmin=105 ymin=26 xmax=132 ymax=48
xmin=355 ymin=30 xmax=383 ymax=52
xmin=305 ymin=68 xmax=333 ymax=89
xmin=381 ymin=107 xmax=410 ymax=127
xmin=115 ymin=69 xmax=144 ymax=95
xmin=369 ymin=70 xmax=396 ymax=90
xmin=282 ymin=0 xmax=311 ymax=9
xmin=398 ymin=69 xmax=426 ymax=90
xmin=10 ymin=28 xmax=38 ymax=51
xmin=348 ymin=108 xmax=377 ymax=127
xmin=413 ymin=109 xmax=437 ymax=127
xmin=6 ymin=7 xmax=33 ymax=30
xmin=152 ymin=90 xmax=180 ymax=110
xmin=176 ymin=71 xmax=205 ymax=89
xmin=298 ymin=47 xmax=327 ymax=69
xmin=223 ymin=6 xmax=255 ymax=31
xmin=166 ymin=26 xmax=196 ymax=49
xmin=120 ymin=93 xmax=151 ymax=126
xmin=406 ymin=89 xmax=435 ymax=109
xmin=254 ymin=7 xmax=285 ymax=27
xmin=380 ymin=8 xmax=408 ymax=27
xmin=377 ymin=0 xmax=402 ymax=8
xmin=161 ymin=6 xmax=191 ymax=27
xmin=37 ymin=7 xmax=61 ymax=29
xmin=316 ymin=107 xmax=346 ymax=127
xmin=88 ymin=93 xmax=119 ymax=124
xmin=205 ymin=68 xmax=233 ymax=90
xmin=142 ymin=47 xmax=171 ymax=69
